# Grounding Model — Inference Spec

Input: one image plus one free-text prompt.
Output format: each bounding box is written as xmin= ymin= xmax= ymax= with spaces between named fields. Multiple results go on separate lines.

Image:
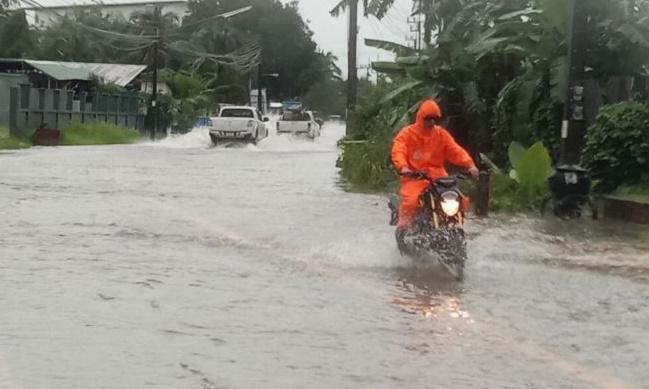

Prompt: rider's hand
xmin=468 ymin=165 xmax=479 ymax=180
xmin=400 ymin=167 xmax=413 ymax=174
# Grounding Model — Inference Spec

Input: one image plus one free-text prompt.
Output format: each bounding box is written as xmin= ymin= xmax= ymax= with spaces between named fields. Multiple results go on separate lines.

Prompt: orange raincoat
xmin=391 ymin=99 xmax=475 ymax=228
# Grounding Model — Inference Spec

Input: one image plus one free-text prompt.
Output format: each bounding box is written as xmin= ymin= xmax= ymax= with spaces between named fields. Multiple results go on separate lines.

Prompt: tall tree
xmin=0 ymin=10 xmax=34 ymax=58
xmin=185 ymin=0 xmax=324 ymax=101
xmin=126 ymin=5 xmax=180 ymax=70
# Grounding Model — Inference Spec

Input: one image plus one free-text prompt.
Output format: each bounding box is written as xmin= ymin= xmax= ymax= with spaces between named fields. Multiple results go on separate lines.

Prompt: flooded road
xmin=1 ymin=123 xmax=648 ymax=389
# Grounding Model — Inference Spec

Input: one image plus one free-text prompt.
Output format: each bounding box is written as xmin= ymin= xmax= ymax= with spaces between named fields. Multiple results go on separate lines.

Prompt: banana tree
xmin=587 ymin=0 xmax=649 ymax=102
xmin=330 ymin=0 xmax=397 ymax=18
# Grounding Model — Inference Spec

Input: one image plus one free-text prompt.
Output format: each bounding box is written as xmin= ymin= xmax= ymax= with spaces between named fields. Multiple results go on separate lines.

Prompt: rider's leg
xmin=395 ymin=181 xmax=429 ymax=252
xmin=397 ymin=180 xmax=429 ymax=229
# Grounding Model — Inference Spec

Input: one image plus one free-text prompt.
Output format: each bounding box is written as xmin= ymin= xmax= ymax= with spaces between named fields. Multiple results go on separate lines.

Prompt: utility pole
xmin=416 ymin=4 xmax=422 ymax=51
xmin=423 ymin=0 xmax=433 ymax=46
xmin=346 ymin=0 xmax=358 ymax=114
xmin=149 ymin=5 xmax=160 ymax=140
xmin=407 ymin=3 xmax=423 ymax=52
xmin=257 ymin=62 xmax=262 ymax=112
xmin=546 ymin=0 xmax=592 ymax=219
xmin=560 ymin=0 xmax=588 ymax=165
xmin=151 ymin=35 xmax=158 ymax=139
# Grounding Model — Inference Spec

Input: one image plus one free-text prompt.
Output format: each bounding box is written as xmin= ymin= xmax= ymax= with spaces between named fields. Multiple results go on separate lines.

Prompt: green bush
xmin=337 ymin=78 xmax=425 ymax=191
xmin=0 ymin=126 xmax=31 ymax=150
xmin=62 ymin=120 xmax=140 ymax=145
xmin=480 ymin=141 xmax=552 ymax=212
xmin=583 ymin=101 xmax=649 ymax=192
xmin=336 ymin=139 xmax=399 ymax=192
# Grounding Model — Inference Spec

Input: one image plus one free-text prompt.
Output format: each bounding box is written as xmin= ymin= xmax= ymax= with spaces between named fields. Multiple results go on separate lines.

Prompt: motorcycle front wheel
xmin=434 ymin=229 xmax=466 ymax=281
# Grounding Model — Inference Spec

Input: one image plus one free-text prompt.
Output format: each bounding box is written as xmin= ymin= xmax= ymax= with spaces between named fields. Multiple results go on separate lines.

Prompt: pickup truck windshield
xmin=282 ymin=111 xmax=311 ymax=121
xmin=221 ymin=109 xmax=254 ymax=118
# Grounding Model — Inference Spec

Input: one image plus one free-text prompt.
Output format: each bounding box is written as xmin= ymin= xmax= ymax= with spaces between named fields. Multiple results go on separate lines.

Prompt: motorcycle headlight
xmin=440 ymin=191 xmax=460 ymax=216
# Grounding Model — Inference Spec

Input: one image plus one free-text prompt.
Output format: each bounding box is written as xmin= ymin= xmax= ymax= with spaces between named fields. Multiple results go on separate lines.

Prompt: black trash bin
xmin=545 ymin=164 xmax=597 ymax=219
xmin=548 ymin=164 xmax=591 ymax=199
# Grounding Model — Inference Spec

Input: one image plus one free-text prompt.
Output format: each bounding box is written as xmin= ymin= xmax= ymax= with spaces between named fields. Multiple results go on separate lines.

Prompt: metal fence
xmin=2 ymin=84 xmax=145 ymax=136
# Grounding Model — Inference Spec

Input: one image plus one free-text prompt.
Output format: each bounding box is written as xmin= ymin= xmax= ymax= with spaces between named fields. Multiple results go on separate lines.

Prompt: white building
xmin=21 ymin=0 xmax=189 ymax=28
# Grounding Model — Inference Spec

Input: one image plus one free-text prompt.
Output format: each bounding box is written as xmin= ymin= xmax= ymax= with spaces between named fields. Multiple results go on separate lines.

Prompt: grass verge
xmin=0 ymin=126 xmax=31 ymax=150
xmin=62 ymin=120 xmax=140 ymax=145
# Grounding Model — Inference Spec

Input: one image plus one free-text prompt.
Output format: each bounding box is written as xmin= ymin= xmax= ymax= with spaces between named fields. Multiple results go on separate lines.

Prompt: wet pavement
xmin=1 ymin=123 xmax=648 ymax=389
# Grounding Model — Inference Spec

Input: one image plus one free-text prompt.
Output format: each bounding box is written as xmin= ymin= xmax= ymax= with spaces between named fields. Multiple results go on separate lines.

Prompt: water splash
xmin=141 ymin=121 xmax=346 ymax=153
xmin=140 ymin=127 xmax=212 ymax=149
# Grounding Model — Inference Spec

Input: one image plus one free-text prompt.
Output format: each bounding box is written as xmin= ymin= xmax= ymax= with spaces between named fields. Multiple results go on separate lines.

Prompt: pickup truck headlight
xmin=247 ymin=120 xmax=254 ymax=127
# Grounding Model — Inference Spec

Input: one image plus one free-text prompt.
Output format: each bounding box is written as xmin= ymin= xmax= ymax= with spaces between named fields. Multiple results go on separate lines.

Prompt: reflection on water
xmin=391 ymin=264 xmax=469 ymax=319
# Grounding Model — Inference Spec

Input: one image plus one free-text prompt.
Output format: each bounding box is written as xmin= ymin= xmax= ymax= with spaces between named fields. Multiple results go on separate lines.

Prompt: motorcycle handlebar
xmin=398 ymin=170 xmax=471 ymax=181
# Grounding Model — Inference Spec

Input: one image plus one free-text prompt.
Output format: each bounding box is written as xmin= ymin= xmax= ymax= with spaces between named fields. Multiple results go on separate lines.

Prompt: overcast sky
xmin=284 ymin=0 xmax=413 ymax=78
xmin=24 ymin=0 xmax=413 ymax=78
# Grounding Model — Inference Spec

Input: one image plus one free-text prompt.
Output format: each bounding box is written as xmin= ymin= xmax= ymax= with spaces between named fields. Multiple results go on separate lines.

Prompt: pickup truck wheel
xmin=209 ymin=133 xmax=218 ymax=147
xmin=250 ymin=130 xmax=258 ymax=145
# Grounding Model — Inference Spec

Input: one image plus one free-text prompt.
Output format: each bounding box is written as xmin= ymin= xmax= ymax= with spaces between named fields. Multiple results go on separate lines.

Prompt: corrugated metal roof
xmin=83 ymin=63 xmax=147 ymax=87
xmin=23 ymin=60 xmax=147 ymax=86
xmin=24 ymin=60 xmax=92 ymax=81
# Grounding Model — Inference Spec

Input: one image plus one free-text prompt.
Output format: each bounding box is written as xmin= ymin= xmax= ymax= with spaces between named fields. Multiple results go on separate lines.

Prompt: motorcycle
xmin=388 ymin=171 xmax=470 ymax=281
xmin=540 ymin=164 xmax=598 ymax=220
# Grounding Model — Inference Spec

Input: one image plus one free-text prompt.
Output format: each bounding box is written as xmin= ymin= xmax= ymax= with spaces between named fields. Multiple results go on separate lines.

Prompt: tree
xmin=0 ymin=0 xmax=16 ymax=16
xmin=185 ymin=0 xmax=326 ymax=101
xmin=0 ymin=10 xmax=34 ymax=58
xmin=32 ymin=9 xmax=132 ymax=62
xmin=329 ymin=0 xmax=397 ymax=18
xmin=126 ymin=5 xmax=181 ymax=70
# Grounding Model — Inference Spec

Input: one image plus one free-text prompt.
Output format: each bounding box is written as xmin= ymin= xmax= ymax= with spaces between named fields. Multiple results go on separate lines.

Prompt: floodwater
xmin=1 ymin=121 xmax=648 ymax=389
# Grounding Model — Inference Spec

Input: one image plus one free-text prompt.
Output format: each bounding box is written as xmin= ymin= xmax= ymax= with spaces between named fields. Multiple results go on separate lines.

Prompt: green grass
xmin=611 ymin=183 xmax=649 ymax=204
xmin=0 ymin=126 xmax=31 ymax=150
xmin=62 ymin=120 xmax=140 ymax=146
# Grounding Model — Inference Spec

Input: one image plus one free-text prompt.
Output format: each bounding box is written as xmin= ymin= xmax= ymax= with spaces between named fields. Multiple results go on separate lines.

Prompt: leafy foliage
xmin=0 ymin=0 xmax=340 ymax=134
xmin=515 ymin=141 xmax=553 ymax=198
xmin=62 ymin=120 xmax=140 ymax=145
xmin=336 ymin=78 xmax=424 ymax=190
xmin=0 ymin=10 xmax=33 ymax=58
xmin=339 ymin=0 xmax=649 ymax=203
xmin=582 ymin=101 xmax=649 ymax=192
xmin=481 ymin=141 xmax=552 ymax=212
xmin=0 ymin=125 xmax=30 ymax=150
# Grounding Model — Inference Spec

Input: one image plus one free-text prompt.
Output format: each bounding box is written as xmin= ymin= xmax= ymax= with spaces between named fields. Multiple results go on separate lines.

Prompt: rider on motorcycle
xmin=391 ymin=98 xmax=479 ymax=246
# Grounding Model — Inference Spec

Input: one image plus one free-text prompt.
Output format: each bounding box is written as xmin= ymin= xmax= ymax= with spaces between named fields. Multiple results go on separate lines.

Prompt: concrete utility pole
xmin=346 ymin=0 xmax=358 ymax=114
xmin=152 ymin=26 xmax=159 ymax=139
xmin=257 ymin=62 xmax=263 ymax=112
xmin=407 ymin=1 xmax=423 ymax=51
xmin=560 ymin=0 xmax=589 ymax=165
xmin=423 ymin=0 xmax=433 ymax=46
xmin=146 ymin=4 xmax=161 ymax=140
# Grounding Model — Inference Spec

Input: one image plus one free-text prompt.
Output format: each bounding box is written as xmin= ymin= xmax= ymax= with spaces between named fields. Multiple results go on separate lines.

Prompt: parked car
xmin=276 ymin=109 xmax=319 ymax=139
xmin=209 ymin=106 xmax=269 ymax=146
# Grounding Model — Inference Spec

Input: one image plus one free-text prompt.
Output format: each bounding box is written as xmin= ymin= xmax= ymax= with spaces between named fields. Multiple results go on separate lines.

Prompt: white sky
xmin=21 ymin=0 xmax=414 ymax=78
xmin=284 ymin=0 xmax=413 ymax=78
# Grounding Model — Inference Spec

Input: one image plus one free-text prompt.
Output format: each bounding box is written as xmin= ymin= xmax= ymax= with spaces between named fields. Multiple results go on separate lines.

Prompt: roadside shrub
xmin=582 ymin=101 xmax=649 ymax=193
xmin=62 ymin=120 xmax=140 ymax=145
xmin=480 ymin=141 xmax=552 ymax=212
xmin=0 ymin=126 xmax=31 ymax=150
xmin=337 ymin=138 xmax=398 ymax=192
xmin=337 ymin=78 xmax=425 ymax=191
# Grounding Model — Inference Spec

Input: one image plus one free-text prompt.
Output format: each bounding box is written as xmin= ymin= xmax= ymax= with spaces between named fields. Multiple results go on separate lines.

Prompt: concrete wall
xmin=4 ymin=85 xmax=145 ymax=136
xmin=0 ymin=74 xmax=29 ymax=129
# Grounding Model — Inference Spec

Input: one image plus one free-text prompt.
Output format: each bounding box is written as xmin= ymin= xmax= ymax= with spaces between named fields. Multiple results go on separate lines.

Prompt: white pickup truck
xmin=276 ymin=110 xmax=320 ymax=139
xmin=209 ymin=106 xmax=269 ymax=146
